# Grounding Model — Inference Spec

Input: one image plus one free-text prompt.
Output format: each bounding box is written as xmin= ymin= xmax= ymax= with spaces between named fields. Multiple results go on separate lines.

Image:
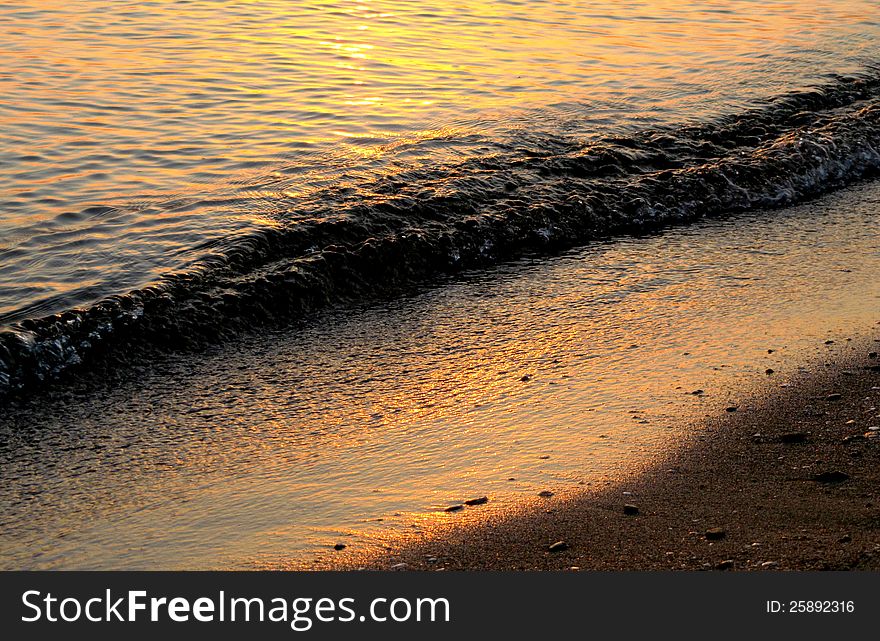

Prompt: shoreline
xmin=4 ymin=178 xmax=880 ymax=570
xmin=333 ymin=338 xmax=880 ymax=571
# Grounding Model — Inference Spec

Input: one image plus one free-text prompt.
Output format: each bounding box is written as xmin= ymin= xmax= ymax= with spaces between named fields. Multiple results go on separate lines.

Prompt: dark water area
xmin=2 ymin=69 xmax=880 ymax=396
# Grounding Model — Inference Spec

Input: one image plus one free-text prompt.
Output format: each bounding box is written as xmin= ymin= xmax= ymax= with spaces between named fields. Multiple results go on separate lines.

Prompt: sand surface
xmin=335 ymin=338 xmax=880 ymax=571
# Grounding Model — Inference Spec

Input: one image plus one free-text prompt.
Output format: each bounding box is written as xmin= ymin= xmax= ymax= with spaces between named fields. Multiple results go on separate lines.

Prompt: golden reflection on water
xmin=2 ymin=0 xmax=877 ymax=210
xmin=1 ymin=0 xmax=878 ymax=321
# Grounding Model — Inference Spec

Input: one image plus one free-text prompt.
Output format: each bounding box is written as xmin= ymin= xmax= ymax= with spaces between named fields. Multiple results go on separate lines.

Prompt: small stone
xmin=548 ymin=541 xmax=569 ymax=553
xmin=538 ymin=490 xmax=554 ymax=498
xmin=691 ymin=389 xmax=704 ymax=395
xmin=426 ymin=556 xmax=439 ymax=563
xmin=333 ymin=543 xmax=347 ymax=551
xmin=826 ymin=393 xmax=843 ymax=401
xmin=725 ymin=406 xmax=738 ymax=412
xmin=780 ymin=432 xmax=808 ymax=444
xmin=445 ymin=504 xmax=465 ymax=512
xmin=716 ymin=560 xmax=735 ymax=570
xmin=814 ymin=471 xmax=850 ymax=483
xmin=760 ymin=561 xmax=779 ymax=569
xmin=705 ymin=528 xmax=726 ymax=540
xmin=390 ymin=563 xmax=408 ymax=571
xmin=539 ymin=455 xmax=550 ymax=459
xmin=838 ymin=534 xmax=852 ymax=544
xmin=464 ymin=496 xmax=489 ymax=506
xmin=869 ymin=352 xmax=878 ymax=358
xmin=520 ymin=374 xmax=532 ymax=382
xmin=825 ymin=340 xmax=835 ymax=345
xmin=765 ymin=368 xmax=775 ymax=375
xmin=623 ymin=504 xmax=640 ymax=515
xmin=768 ymin=349 xmax=775 ymax=354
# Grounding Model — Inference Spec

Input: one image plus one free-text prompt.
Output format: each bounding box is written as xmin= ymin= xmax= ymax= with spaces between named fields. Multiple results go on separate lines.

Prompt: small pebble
xmin=780 ymin=432 xmax=808 ymax=444
xmin=826 ymin=393 xmax=843 ymax=401
xmin=623 ymin=504 xmax=640 ymax=516
xmin=333 ymin=543 xmax=347 ymax=551
xmin=445 ymin=504 xmax=465 ymax=513
xmin=725 ymin=406 xmax=738 ymax=412
xmin=705 ymin=528 xmax=726 ymax=540
xmin=464 ymin=496 xmax=489 ymax=506
xmin=814 ymin=470 xmax=850 ymax=483
xmin=390 ymin=563 xmax=408 ymax=571
xmin=548 ymin=541 xmax=569 ymax=553
xmin=538 ymin=490 xmax=554 ymax=498
xmin=716 ymin=560 xmax=735 ymax=570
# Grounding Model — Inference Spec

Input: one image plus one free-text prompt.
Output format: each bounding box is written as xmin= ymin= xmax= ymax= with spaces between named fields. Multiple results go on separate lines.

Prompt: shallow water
xmin=1 ymin=179 xmax=877 ymax=569
xmin=1 ymin=0 xmax=879 ymax=323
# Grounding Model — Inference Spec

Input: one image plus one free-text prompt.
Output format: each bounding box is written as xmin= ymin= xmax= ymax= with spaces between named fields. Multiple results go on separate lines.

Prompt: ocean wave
xmin=2 ymin=71 xmax=880 ymax=397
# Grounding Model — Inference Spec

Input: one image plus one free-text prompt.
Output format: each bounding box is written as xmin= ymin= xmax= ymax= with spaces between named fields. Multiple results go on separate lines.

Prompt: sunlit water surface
xmin=1 ymin=0 xmax=879 ymax=320
xmin=0 ymin=179 xmax=877 ymax=569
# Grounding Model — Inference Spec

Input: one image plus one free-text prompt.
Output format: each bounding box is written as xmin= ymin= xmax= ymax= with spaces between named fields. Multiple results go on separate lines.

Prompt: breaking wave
xmin=3 ymin=71 xmax=880 ymax=397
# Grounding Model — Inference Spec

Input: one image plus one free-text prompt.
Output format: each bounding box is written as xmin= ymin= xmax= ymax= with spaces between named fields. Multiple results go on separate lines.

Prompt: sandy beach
xmin=332 ymin=338 xmax=880 ymax=571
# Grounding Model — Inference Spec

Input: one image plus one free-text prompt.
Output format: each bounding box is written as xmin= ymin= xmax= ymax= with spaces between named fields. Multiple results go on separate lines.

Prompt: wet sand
xmin=335 ymin=339 xmax=880 ymax=571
